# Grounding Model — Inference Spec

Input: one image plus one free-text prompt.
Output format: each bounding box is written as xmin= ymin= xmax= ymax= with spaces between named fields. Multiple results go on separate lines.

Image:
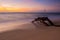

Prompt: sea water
xmin=0 ymin=12 xmax=60 ymax=23
xmin=0 ymin=12 xmax=60 ymax=32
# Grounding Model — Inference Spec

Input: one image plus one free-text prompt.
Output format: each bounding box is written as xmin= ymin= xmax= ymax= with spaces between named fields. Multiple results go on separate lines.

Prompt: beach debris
xmin=32 ymin=17 xmax=54 ymax=26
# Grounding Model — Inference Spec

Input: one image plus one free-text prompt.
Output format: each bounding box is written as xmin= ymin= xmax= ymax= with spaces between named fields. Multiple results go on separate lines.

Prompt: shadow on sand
xmin=54 ymin=25 xmax=60 ymax=27
xmin=32 ymin=22 xmax=60 ymax=27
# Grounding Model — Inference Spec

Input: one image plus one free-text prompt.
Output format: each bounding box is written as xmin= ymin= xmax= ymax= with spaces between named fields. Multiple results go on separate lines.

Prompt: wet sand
xmin=0 ymin=22 xmax=60 ymax=40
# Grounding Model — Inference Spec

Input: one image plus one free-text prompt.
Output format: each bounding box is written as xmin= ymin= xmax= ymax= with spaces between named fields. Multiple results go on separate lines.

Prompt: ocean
xmin=0 ymin=12 xmax=60 ymax=23
xmin=0 ymin=12 xmax=60 ymax=32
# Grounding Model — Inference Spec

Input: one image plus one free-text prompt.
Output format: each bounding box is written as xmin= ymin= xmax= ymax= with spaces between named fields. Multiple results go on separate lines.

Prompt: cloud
xmin=0 ymin=0 xmax=60 ymax=12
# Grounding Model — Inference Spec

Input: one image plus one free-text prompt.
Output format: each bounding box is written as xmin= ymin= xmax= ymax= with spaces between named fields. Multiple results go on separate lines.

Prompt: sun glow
xmin=0 ymin=4 xmax=35 ymax=12
xmin=0 ymin=4 xmax=28 ymax=12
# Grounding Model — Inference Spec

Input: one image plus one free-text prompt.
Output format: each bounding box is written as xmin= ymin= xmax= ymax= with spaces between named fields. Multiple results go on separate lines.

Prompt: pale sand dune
xmin=0 ymin=22 xmax=60 ymax=40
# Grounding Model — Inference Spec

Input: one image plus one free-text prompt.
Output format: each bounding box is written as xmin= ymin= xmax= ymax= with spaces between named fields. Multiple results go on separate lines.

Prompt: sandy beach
xmin=0 ymin=22 xmax=60 ymax=40
xmin=0 ymin=0 xmax=60 ymax=40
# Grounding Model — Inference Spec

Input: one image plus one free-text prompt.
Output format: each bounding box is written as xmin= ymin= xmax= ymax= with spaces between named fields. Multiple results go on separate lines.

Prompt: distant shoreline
xmin=0 ymin=12 xmax=60 ymax=14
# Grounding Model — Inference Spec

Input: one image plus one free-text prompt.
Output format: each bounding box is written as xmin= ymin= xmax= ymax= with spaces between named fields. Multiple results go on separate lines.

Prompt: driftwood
xmin=32 ymin=17 xmax=54 ymax=26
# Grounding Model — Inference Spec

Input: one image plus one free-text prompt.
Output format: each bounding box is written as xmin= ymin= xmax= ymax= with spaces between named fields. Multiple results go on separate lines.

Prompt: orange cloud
xmin=0 ymin=7 xmax=33 ymax=12
xmin=0 ymin=3 xmax=59 ymax=12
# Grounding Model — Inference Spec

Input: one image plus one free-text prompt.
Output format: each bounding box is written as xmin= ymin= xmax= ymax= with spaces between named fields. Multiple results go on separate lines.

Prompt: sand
xmin=0 ymin=22 xmax=60 ymax=40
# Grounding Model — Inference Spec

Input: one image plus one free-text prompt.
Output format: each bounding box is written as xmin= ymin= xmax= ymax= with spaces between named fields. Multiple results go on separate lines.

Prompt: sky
xmin=0 ymin=0 xmax=60 ymax=12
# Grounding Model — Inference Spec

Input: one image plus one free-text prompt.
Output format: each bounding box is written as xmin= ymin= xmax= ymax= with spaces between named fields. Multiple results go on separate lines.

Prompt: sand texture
xmin=0 ymin=23 xmax=60 ymax=40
